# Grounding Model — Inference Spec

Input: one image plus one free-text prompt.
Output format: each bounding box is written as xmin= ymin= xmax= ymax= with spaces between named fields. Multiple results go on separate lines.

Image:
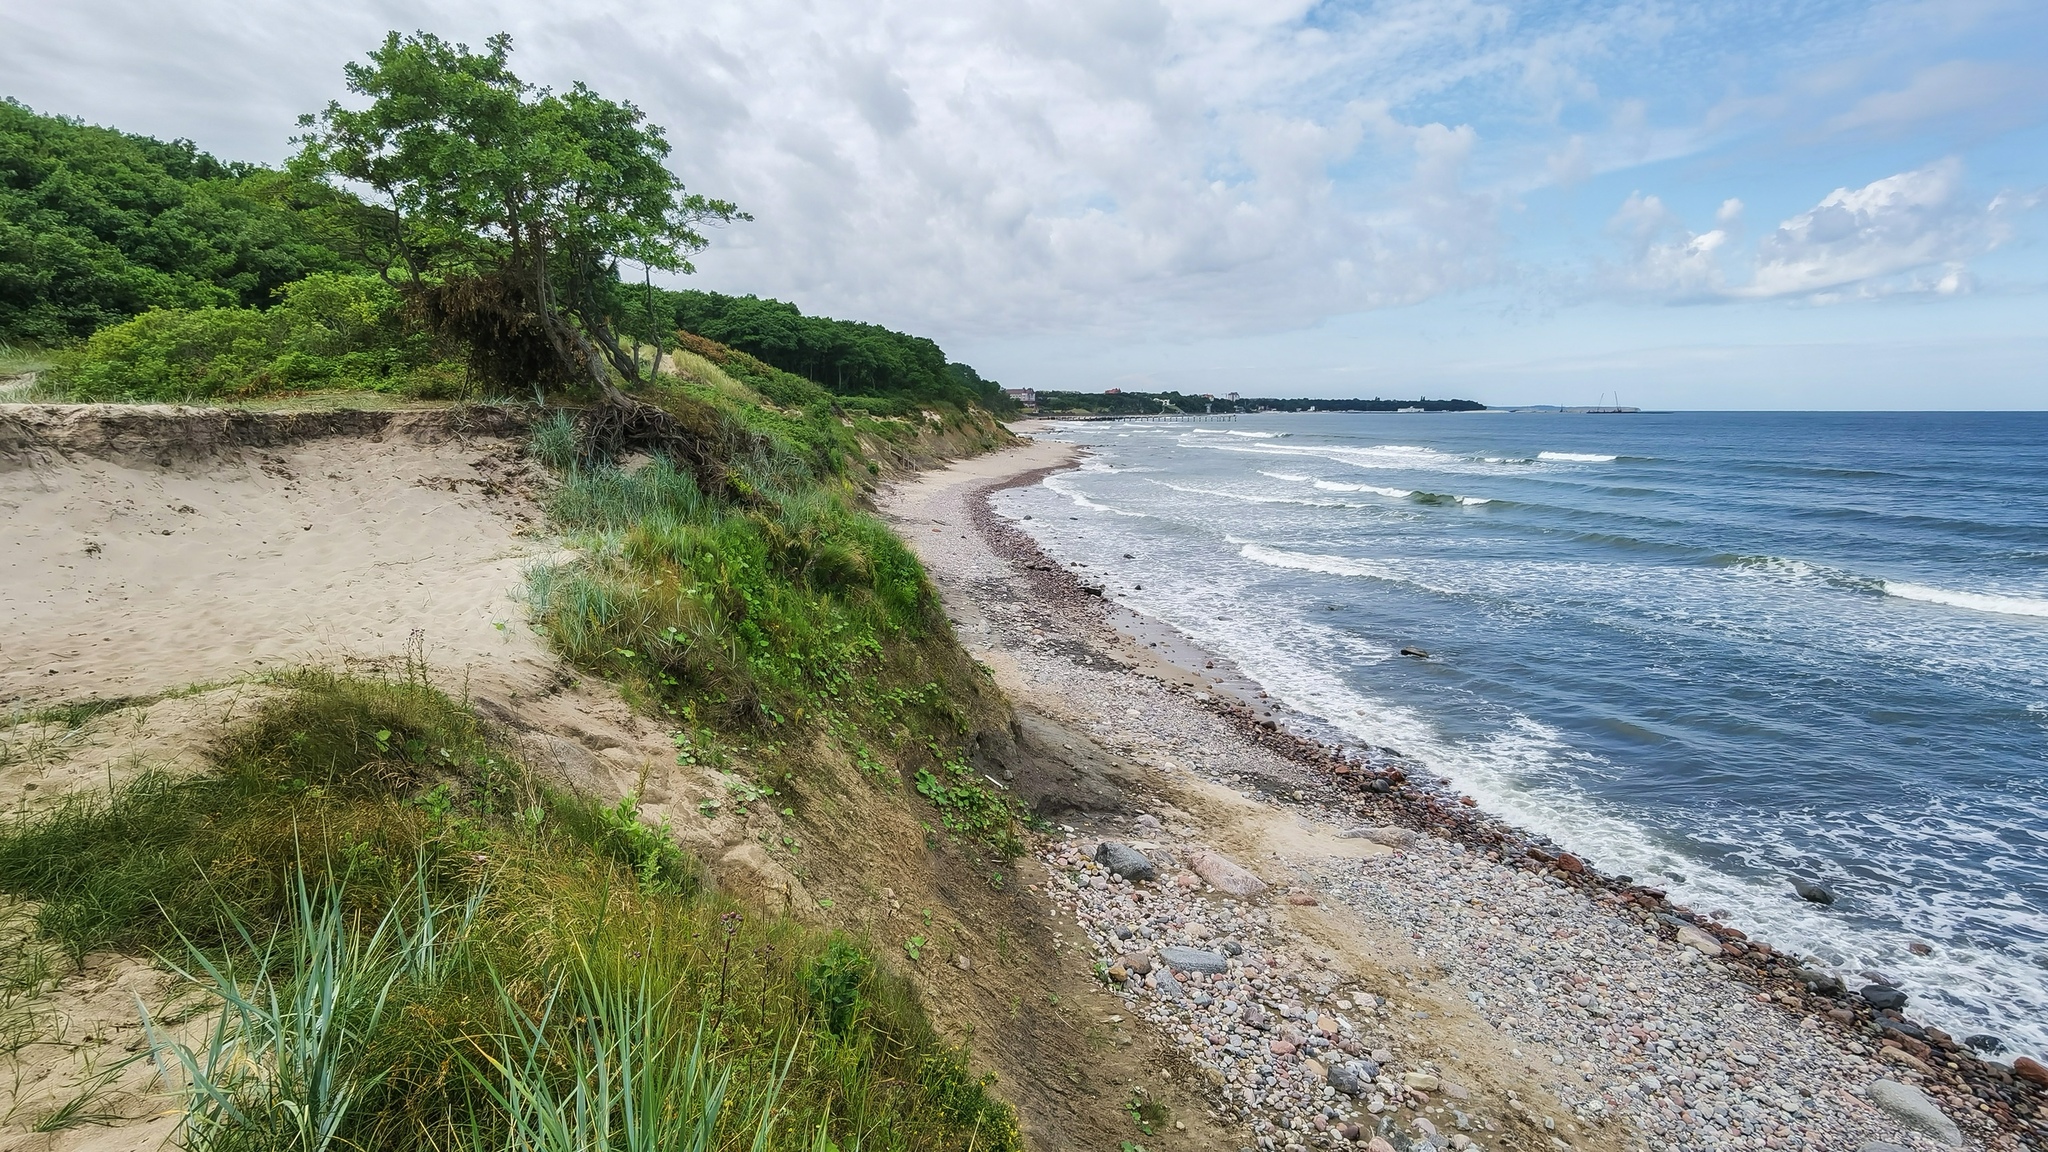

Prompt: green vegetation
xmin=0 ymin=98 xmax=365 ymax=347
xmin=643 ymin=290 xmax=1015 ymax=416
xmin=9 ymin=39 xmax=1011 ymax=417
xmin=0 ymin=668 xmax=1018 ymax=1151
xmin=290 ymin=31 xmax=744 ymax=400
xmin=523 ymin=357 xmax=1025 ymax=855
xmin=1033 ymin=389 xmax=1486 ymax=415
xmin=51 ymin=272 xmax=460 ymax=401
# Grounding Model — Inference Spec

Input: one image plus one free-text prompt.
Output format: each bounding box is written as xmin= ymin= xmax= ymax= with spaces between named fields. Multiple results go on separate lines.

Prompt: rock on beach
xmin=1186 ymin=848 xmax=1267 ymax=896
xmin=1094 ymin=840 xmax=1156 ymax=881
xmin=1866 ymin=1079 xmax=1963 ymax=1146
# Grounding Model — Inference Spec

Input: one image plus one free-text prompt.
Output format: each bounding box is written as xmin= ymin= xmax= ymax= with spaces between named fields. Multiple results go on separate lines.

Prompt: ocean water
xmin=996 ymin=411 xmax=2048 ymax=1058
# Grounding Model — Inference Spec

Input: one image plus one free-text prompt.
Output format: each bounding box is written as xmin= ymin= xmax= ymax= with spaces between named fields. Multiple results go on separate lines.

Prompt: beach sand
xmin=883 ymin=434 xmax=2024 ymax=1152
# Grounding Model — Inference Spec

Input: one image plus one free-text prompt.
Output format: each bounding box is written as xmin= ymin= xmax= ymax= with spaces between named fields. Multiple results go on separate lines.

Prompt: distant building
xmin=1104 ymin=387 xmax=1122 ymax=395
xmin=1003 ymin=387 xmax=1036 ymax=405
xmin=1227 ymin=392 xmax=1240 ymax=401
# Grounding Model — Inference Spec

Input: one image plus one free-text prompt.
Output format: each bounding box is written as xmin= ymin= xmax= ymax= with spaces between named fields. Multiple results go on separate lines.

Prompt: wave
xmin=1258 ymin=470 xmax=1312 ymax=483
xmin=1147 ymin=479 xmax=1352 ymax=508
xmin=1538 ymin=451 xmax=1618 ymax=463
xmin=1041 ymin=475 xmax=1147 ymax=517
xmin=1239 ymin=544 xmax=1398 ymax=581
xmin=1884 ymin=582 xmax=2048 ymax=619
xmin=1313 ymin=479 xmax=1413 ymax=499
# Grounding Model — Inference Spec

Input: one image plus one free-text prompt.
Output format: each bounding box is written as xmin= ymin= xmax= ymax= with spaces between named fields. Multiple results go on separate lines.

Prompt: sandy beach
xmin=882 ymin=433 xmax=2041 ymax=1152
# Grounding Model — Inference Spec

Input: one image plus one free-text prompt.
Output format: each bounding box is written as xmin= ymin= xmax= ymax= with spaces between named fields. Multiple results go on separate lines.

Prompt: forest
xmin=1032 ymin=389 xmax=1486 ymax=415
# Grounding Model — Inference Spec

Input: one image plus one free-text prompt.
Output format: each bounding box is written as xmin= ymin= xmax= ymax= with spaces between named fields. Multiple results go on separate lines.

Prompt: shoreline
xmin=889 ymin=436 xmax=2042 ymax=1151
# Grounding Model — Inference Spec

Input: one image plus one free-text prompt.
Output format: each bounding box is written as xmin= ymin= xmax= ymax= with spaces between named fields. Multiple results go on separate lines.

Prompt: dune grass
xmin=0 ymin=669 xmax=1018 ymax=1151
xmin=522 ymin=405 xmax=1027 ymax=857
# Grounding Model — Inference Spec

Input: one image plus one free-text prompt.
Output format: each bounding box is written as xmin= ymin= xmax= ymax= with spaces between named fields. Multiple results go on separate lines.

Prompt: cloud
xmin=1610 ymin=162 xmax=2023 ymax=302
xmin=1741 ymin=159 xmax=2011 ymax=297
xmin=1825 ymin=59 xmax=2045 ymax=135
xmin=1606 ymin=193 xmax=1732 ymax=300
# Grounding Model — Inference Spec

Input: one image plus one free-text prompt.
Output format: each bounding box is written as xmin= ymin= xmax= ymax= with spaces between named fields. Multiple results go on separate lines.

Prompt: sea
xmin=995 ymin=410 xmax=2048 ymax=1059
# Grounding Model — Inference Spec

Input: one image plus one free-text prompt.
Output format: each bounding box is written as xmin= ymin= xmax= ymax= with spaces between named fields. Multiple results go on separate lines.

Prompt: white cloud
xmin=1742 ymin=159 xmax=2010 ymax=297
xmin=1606 ymin=193 xmax=1731 ymax=300
xmin=1825 ymin=59 xmax=2043 ymax=135
xmin=1610 ymin=162 xmax=2023 ymax=302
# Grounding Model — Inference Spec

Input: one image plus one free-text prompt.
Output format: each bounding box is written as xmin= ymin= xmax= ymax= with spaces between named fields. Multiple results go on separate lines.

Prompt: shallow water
xmin=998 ymin=410 xmax=2048 ymax=1058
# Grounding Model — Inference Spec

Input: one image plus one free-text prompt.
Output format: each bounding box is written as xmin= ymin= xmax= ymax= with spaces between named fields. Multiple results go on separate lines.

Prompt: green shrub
xmin=45 ymin=272 xmax=460 ymax=401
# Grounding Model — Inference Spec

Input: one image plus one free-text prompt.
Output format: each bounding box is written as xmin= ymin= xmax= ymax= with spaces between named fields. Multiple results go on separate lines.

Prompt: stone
xmin=1160 ymin=945 xmax=1230 ymax=975
xmin=1907 ymin=940 xmax=1932 ymax=956
xmin=1404 ymin=1072 xmax=1439 ymax=1092
xmin=1327 ymin=1063 xmax=1362 ymax=1095
xmin=1344 ymin=825 xmax=1419 ymax=849
xmin=1860 ymin=984 xmax=1908 ymax=1011
xmin=1674 ymin=925 xmax=1723 ymax=956
xmin=1187 ymin=849 xmax=1269 ymax=897
xmin=1961 ymin=1034 xmax=2004 ymax=1054
xmin=1107 ymin=964 xmax=1129 ymax=983
xmin=1094 ymin=840 xmax=1157 ymax=881
xmin=1368 ymin=1139 xmax=1396 ymax=1152
xmin=1866 ymin=1079 xmax=1962 ymax=1146
xmin=1554 ymin=852 xmax=1586 ymax=874
xmin=1121 ymin=953 xmax=1154 ymax=976
xmin=1135 ymin=813 xmax=1165 ymax=832
xmin=1154 ymin=966 xmax=1185 ymax=1001
xmin=1301 ymin=1057 xmax=1327 ymax=1081
xmin=1853 ymin=1144 xmax=1910 ymax=1152
xmin=2014 ymin=1056 xmax=2048 ymax=1088
xmin=952 ymin=953 xmax=972 ymax=972
xmin=1791 ymin=965 xmax=1846 ymax=997
xmin=1270 ymin=1039 xmax=1296 ymax=1056
xmin=1791 ymin=878 xmax=1836 ymax=905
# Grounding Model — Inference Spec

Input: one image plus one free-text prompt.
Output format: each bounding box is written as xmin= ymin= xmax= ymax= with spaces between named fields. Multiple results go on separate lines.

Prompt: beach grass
xmin=0 ymin=667 xmax=1019 ymax=1152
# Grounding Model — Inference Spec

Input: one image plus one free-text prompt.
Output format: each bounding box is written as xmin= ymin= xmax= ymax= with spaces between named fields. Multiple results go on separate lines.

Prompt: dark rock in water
xmin=1327 ymin=1063 xmax=1362 ymax=1096
xmin=1860 ymin=984 xmax=1909 ymax=1011
xmin=1160 ymin=945 xmax=1230 ymax=975
xmin=1791 ymin=878 xmax=1836 ymax=905
xmin=1094 ymin=841 xmax=1156 ymax=881
xmin=1791 ymin=966 xmax=1847 ymax=998
xmin=1961 ymin=1033 xmax=2005 ymax=1054
xmin=1400 ymin=646 xmax=1429 ymax=658
xmin=1880 ymin=1018 xmax=1929 ymax=1042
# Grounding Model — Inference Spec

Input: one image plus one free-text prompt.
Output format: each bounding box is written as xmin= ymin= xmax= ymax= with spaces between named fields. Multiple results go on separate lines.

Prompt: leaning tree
xmin=292 ymin=31 xmax=745 ymax=426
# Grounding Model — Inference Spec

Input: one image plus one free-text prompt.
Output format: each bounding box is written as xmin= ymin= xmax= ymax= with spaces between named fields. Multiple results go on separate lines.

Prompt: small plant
xmin=903 ymin=936 xmax=927 ymax=961
xmin=528 ymin=409 xmax=580 ymax=471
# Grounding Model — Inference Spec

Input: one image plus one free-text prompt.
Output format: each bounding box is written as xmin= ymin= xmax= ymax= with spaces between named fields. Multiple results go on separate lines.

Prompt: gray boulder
xmin=1094 ymin=840 xmax=1156 ymax=882
xmin=1153 ymin=966 xmax=1184 ymax=1001
xmin=1867 ymin=1079 xmax=1963 ymax=1147
xmin=1327 ymin=1063 xmax=1362 ymax=1096
xmin=1159 ymin=945 xmax=1229 ymax=975
xmin=1861 ymin=984 xmax=1908 ymax=1011
xmin=1792 ymin=877 xmax=1836 ymax=904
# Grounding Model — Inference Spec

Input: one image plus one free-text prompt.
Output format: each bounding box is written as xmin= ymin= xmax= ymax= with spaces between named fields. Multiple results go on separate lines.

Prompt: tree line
xmin=1032 ymin=390 xmax=1485 ymax=415
xmin=1 ymin=39 xmax=1007 ymax=416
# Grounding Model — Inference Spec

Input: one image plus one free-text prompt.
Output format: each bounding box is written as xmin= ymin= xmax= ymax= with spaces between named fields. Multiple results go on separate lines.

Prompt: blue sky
xmin=4 ymin=0 xmax=2045 ymax=407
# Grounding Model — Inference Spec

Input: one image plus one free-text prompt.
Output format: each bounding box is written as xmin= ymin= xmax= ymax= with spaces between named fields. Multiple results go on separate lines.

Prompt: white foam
xmin=1459 ymin=496 xmax=1492 ymax=506
xmin=1259 ymin=471 xmax=1312 ymax=483
xmin=1239 ymin=544 xmax=1397 ymax=580
xmin=1041 ymin=475 xmax=1147 ymax=517
xmin=1313 ymin=480 xmax=1413 ymax=499
xmin=1148 ymin=479 xmax=1350 ymax=508
xmin=1538 ymin=451 xmax=1618 ymax=462
xmin=1884 ymin=581 xmax=2048 ymax=618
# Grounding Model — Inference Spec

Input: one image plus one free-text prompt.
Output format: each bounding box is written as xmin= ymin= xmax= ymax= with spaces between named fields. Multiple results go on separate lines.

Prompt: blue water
xmin=998 ymin=411 xmax=2048 ymax=1058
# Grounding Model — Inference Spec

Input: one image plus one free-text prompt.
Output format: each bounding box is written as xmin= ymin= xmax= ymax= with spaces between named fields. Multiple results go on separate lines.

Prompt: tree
xmin=290 ymin=32 xmax=745 ymax=401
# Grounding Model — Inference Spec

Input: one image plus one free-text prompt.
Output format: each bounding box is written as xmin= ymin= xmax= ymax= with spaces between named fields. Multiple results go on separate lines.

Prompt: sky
xmin=4 ymin=0 xmax=2046 ymax=408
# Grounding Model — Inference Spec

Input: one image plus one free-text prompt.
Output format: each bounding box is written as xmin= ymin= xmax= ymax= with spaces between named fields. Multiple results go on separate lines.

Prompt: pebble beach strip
xmin=1037 ymin=823 xmax=1978 ymax=1152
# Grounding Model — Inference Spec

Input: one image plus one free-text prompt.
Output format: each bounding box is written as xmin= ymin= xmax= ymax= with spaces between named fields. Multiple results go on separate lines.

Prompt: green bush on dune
xmin=46 ymin=272 xmax=462 ymax=401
